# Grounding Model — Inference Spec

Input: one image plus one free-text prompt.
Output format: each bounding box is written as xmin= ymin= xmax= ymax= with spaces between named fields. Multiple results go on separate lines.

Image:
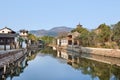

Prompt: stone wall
xmin=80 ymin=47 xmax=120 ymax=58
xmin=0 ymin=49 xmax=26 ymax=68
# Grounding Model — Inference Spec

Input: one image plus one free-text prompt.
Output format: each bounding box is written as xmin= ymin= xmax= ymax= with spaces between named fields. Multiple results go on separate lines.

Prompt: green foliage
xmin=112 ymin=21 xmax=120 ymax=47
xmin=40 ymin=36 xmax=54 ymax=44
xmin=58 ymin=21 xmax=120 ymax=49
xmin=17 ymin=37 xmax=24 ymax=48
xmin=71 ymin=25 xmax=91 ymax=46
xmin=40 ymin=46 xmax=57 ymax=57
xmin=28 ymin=33 xmax=37 ymax=41
xmin=79 ymin=31 xmax=91 ymax=46
xmin=97 ymin=23 xmax=111 ymax=43
xmin=70 ymin=22 xmax=120 ymax=48
xmin=17 ymin=37 xmax=24 ymax=42
xmin=71 ymin=26 xmax=88 ymax=34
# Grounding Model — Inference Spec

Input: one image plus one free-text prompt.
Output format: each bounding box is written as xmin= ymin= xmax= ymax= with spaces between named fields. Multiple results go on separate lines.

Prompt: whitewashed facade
xmin=0 ymin=27 xmax=18 ymax=50
xmin=57 ymin=38 xmax=68 ymax=47
xmin=0 ymin=27 xmax=15 ymax=34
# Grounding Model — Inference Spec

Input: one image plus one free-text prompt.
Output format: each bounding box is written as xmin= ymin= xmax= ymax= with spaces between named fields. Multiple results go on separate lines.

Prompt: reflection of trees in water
xmin=112 ymin=66 xmax=120 ymax=80
xmin=40 ymin=47 xmax=120 ymax=80
xmin=0 ymin=57 xmax=28 ymax=80
xmin=1 ymin=48 xmax=119 ymax=80
xmin=68 ymin=57 xmax=120 ymax=80
xmin=27 ymin=50 xmax=40 ymax=61
xmin=0 ymin=49 xmax=40 ymax=80
xmin=40 ymin=47 xmax=57 ymax=57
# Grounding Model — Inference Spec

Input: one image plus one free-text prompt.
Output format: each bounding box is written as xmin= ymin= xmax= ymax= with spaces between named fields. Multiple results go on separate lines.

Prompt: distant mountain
xmin=30 ymin=26 xmax=73 ymax=37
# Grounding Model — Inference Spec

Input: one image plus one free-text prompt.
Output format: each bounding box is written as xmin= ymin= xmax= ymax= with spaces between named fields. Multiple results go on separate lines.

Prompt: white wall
xmin=61 ymin=51 xmax=68 ymax=59
xmin=57 ymin=51 xmax=68 ymax=59
xmin=57 ymin=39 xmax=68 ymax=47
xmin=61 ymin=39 xmax=68 ymax=46
xmin=0 ymin=28 xmax=11 ymax=33
xmin=0 ymin=45 xmax=10 ymax=50
xmin=19 ymin=32 xmax=28 ymax=36
xmin=57 ymin=39 xmax=60 ymax=46
xmin=22 ymin=41 xmax=27 ymax=48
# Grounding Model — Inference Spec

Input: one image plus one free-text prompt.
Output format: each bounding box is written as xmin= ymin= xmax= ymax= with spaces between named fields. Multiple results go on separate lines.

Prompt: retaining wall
xmin=67 ymin=46 xmax=120 ymax=58
xmin=0 ymin=49 xmax=26 ymax=68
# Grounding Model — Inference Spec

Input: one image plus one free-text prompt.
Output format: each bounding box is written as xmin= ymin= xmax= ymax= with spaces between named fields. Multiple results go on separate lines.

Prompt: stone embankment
xmin=0 ymin=49 xmax=27 ymax=68
xmin=67 ymin=46 xmax=120 ymax=58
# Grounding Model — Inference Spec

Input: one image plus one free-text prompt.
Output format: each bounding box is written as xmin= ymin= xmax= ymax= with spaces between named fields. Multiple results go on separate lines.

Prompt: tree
xmin=71 ymin=25 xmax=88 ymax=34
xmin=97 ymin=24 xmax=111 ymax=42
xmin=40 ymin=36 xmax=54 ymax=45
xmin=71 ymin=24 xmax=90 ymax=46
xmin=93 ymin=24 xmax=112 ymax=48
xmin=28 ymin=33 xmax=37 ymax=44
xmin=17 ymin=37 xmax=24 ymax=48
xmin=79 ymin=31 xmax=91 ymax=46
xmin=112 ymin=21 xmax=120 ymax=48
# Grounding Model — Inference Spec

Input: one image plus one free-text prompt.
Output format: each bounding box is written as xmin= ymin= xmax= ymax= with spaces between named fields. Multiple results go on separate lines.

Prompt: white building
xmin=57 ymin=50 xmax=68 ymax=59
xmin=57 ymin=38 xmax=68 ymax=47
xmin=19 ymin=30 xmax=28 ymax=38
xmin=0 ymin=27 xmax=18 ymax=50
xmin=0 ymin=27 xmax=16 ymax=34
xmin=19 ymin=30 xmax=29 ymax=48
xmin=57 ymin=31 xmax=80 ymax=48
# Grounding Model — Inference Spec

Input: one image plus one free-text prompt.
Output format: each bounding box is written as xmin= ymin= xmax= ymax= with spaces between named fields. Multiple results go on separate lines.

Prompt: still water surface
xmin=5 ymin=47 xmax=120 ymax=80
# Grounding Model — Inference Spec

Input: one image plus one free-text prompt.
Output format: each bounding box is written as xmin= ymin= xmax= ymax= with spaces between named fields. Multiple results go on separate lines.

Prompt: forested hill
xmin=30 ymin=26 xmax=73 ymax=37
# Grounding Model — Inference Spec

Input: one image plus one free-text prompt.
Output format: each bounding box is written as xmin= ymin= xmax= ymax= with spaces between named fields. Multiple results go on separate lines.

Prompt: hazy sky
xmin=0 ymin=0 xmax=120 ymax=31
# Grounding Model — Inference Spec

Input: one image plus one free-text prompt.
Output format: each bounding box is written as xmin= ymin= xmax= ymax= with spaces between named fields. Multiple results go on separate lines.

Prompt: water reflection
xmin=0 ymin=50 xmax=39 ymax=80
xmin=0 ymin=47 xmax=120 ymax=80
xmin=41 ymin=47 xmax=120 ymax=80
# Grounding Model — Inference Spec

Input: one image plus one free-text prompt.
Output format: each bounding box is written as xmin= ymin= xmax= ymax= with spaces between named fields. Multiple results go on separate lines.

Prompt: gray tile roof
xmin=0 ymin=34 xmax=18 ymax=37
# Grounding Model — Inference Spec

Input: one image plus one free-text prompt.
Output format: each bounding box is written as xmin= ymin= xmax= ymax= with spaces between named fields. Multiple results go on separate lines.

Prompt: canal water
xmin=1 ymin=47 xmax=120 ymax=80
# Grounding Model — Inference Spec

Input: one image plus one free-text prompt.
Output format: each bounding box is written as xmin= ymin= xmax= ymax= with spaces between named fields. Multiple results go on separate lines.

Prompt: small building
xmin=19 ymin=29 xmax=28 ymax=48
xmin=0 ymin=27 xmax=18 ymax=50
xmin=57 ymin=38 xmax=68 ymax=47
xmin=67 ymin=31 xmax=80 ymax=45
xmin=19 ymin=30 xmax=28 ymax=38
xmin=57 ymin=31 xmax=80 ymax=47
xmin=56 ymin=24 xmax=80 ymax=48
xmin=57 ymin=50 xmax=68 ymax=59
xmin=0 ymin=27 xmax=16 ymax=34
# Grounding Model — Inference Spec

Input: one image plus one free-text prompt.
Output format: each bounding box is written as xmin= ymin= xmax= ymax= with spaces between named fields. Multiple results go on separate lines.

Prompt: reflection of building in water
xmin=0 ymin=55 xmax=28 ymax=80
xmin=57 ymin=50 xmax=68 ymax=60
xmin=53 ymin=46 xmax=57 ymax=50
xmin=0 ymin=49 xmax=37 ymax=80
xmin=57 ymin=50 xmax=80 ymax=64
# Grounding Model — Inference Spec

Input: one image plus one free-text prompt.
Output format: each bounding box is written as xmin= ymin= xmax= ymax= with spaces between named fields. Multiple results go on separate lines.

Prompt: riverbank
xmin=0 ymin=49 xmax=27 ymax=69
xmin=67 ymin=46 xmax=120 ymax=58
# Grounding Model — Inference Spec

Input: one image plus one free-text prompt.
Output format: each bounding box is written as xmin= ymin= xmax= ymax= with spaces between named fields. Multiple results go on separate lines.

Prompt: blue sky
xmin=0 ymin=0 xmax=120 ymax=31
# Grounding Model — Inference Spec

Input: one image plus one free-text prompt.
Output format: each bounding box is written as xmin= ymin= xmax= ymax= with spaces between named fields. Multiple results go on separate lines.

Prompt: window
xmin=2 ymin=31 xmax=4 ymax=33
xmin=0 ymin=39 xmax=3 ymax=42
xmin=7 ymin=40 xmax=10 ymax=43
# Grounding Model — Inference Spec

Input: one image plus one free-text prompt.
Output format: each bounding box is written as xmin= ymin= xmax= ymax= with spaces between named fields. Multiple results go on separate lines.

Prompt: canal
xmin=1 ymin=47 xmax=120 ymax=80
